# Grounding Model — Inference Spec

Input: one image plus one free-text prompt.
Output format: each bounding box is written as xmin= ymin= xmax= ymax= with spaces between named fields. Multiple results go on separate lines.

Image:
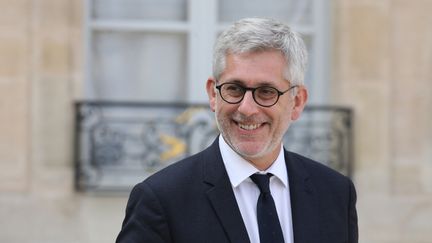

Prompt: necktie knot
xmin=250 ymin=173 xmax=273 ymax=195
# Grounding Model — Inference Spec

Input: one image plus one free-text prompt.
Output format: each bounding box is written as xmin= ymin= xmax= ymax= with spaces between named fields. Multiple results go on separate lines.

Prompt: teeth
xmin=239 ymin=123 xmax=261 ymax=130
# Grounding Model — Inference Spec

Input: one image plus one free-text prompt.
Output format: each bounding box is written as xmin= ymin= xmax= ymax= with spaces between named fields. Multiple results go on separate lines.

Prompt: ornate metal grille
xmin=75 ymin=102 xmax=353 ymax=192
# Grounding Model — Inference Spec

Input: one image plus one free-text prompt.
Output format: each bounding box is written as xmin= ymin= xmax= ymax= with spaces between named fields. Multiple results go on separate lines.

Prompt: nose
xmin=237 ymin=91 xmax=260 ymax=116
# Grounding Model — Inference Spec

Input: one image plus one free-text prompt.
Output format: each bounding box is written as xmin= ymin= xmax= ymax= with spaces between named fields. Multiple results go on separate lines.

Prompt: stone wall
xmin=0 ymin=0 xmax=31 ymax=192
xmin=0 ymin=0 xmax=431 ymax=242
xmin=0 ymin=1 xmax=127 ymax=242
xmin=333 ymin=0 xmax=432 ymax=242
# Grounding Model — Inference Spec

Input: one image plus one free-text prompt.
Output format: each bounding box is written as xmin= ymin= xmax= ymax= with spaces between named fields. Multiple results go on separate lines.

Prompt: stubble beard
xmin=215 ymin=111 xmax=289 ymax=162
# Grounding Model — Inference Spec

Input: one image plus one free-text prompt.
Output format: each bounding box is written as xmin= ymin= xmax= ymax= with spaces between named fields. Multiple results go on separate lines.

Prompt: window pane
xmin=92 ymin=0 xmax=188 ymax=21
xmin=90 ymin=32 xmax=187 ymax=102
xmin=218 ymin=0 xmax=313 ymax=25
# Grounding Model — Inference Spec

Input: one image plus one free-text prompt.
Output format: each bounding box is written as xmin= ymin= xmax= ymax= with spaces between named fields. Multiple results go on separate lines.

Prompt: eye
xmin=256 ymin=86 xmax=278 ymax=99
xmin=223 ymin=84 xmax=244 ymax=97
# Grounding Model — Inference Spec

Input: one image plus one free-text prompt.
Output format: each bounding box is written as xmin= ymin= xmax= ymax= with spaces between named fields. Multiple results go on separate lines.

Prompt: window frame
xmin=83 ymin=0 xmax=330 ymax=104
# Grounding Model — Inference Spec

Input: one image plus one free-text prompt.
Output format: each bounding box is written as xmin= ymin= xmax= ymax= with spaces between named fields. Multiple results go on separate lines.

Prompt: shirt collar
xmin=219 ymin=136 xmax=288 ymax=188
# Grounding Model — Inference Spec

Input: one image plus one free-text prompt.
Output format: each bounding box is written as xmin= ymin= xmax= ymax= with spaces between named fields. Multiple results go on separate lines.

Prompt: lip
xmin=238 ymin=123 xmax=262 ymax=130
xmin=233 ymin=119 xmax=267 ymax=133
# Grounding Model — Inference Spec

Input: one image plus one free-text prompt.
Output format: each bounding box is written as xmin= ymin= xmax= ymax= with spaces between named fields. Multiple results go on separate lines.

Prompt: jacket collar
xmin=201 ymin=138 xmax=320 ymax=243
xmin=203 ymin=138 xmax=251 ymax=243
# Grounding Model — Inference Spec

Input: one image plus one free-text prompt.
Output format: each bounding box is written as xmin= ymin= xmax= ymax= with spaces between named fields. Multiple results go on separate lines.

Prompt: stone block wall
xmin=0 ymin=0 xmax=431 ymax=242
xmin=0 ymin=1 xmax=126 ymax=242
xmin=333 ymin=0 xmax=432 ymax=242
xmin=0 ymin=0 xmax=31 ymax=192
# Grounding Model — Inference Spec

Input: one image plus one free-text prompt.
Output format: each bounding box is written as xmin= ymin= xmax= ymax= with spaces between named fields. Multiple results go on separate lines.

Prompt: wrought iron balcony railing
xmin=75 ymin=101 xmax=353 ymax=192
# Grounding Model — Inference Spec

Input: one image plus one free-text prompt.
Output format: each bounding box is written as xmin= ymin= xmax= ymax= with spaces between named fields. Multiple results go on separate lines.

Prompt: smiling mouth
xmin=238 ymin=123 xmax=262 ymax=130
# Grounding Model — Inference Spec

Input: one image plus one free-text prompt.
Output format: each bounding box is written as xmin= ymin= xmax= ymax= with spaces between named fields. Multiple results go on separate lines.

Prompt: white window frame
xmin=83 ymin=0 xmax=330 ymax=104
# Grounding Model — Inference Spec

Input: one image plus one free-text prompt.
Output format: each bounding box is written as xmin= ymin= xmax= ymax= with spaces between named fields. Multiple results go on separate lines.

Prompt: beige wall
xmin=0 ymin=0 xmax=431 ymax=242
xmin=0 ymin=1 xmax=127 ymax=242
xmin=0 ymin=0 xmax=31 ymax=192
xmin=333 ymin=0 xmax=432 ymax=242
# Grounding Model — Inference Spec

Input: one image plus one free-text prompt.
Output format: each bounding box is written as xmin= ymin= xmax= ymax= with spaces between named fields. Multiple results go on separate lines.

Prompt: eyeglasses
xmin=215 ymin=82 xmax=298 ymax=107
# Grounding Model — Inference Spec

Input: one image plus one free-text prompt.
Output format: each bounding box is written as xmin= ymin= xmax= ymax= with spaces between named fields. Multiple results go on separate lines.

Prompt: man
xmin=117 ymin=17 xmax=358 ymax=243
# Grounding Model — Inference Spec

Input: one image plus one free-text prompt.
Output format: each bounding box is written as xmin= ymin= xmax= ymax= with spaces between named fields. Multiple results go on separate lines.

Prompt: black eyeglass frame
xmin=215 ymin=82 xmax=299 ymax=107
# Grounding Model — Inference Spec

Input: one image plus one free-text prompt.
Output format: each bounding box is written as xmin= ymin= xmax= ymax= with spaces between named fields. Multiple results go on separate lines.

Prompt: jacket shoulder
xmin=285 ymin=150 xmax=352 ymax=184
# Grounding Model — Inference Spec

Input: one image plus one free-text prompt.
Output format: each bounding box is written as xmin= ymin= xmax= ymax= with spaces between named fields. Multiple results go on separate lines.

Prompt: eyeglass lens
xmin=219 ymin=83 xmax=281 ymax=107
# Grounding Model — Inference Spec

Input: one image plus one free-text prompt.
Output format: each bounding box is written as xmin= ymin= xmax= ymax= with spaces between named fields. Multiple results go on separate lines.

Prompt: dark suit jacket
xmin=117 ymin=139 xmax=358 ymax=243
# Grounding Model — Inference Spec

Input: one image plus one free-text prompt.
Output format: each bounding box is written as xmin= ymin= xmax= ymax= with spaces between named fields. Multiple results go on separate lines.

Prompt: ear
xmin=206 ymin=77 xmax=217 ymax=112
xmin=291 ymin=86 xmax=308 ymax=121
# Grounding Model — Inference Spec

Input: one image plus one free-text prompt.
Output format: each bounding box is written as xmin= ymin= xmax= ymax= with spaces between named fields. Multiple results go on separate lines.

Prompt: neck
xmin=243 ymin=147 xmax=282 ymax=171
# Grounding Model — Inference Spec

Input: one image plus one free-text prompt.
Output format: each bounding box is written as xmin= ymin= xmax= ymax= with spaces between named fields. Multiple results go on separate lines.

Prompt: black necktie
xmin=250 ymin=173 xmax=284 ymax=243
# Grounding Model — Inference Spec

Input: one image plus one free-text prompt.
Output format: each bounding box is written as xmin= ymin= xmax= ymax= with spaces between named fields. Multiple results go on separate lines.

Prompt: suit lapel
xmin=285 ymin=151 xmax=321 ymax=243
xmin=203 ymin=139 xmax=250 ymax=243
xmin=201 ymin=141 xmax=322 ymax=243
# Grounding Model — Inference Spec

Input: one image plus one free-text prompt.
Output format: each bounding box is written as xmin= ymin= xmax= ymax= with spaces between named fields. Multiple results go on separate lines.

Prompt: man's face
xmin=206 ymin=50 xmax=308 ymax=169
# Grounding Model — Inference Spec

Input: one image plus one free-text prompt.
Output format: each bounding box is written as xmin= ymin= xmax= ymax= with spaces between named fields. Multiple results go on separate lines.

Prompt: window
xmin=84 ymin=0 xmax=330 ymax=104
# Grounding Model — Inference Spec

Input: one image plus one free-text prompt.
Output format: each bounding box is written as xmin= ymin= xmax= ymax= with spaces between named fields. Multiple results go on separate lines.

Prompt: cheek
xmin=214 ymin=103 xmax=227 ymax=121
xmin=272 ymin=107 xmax=293 ymax=129
xmin=279 ymin=101 xmax=297 ymax=121
xmin=215 ymin=101 xmax=233 ymax=114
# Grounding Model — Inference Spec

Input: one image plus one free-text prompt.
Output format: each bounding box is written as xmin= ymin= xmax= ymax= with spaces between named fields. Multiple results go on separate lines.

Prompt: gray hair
xmin=213 ymin=18 xmax=308 ymax=86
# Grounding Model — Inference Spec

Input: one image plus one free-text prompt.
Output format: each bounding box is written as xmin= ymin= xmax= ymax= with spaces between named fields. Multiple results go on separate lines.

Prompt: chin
xmin=234 ymin=143 xmax=269 ymax=158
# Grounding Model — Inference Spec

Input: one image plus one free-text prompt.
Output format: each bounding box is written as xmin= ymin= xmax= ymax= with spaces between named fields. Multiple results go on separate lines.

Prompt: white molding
xmin=187 ymin=0 xmax=217 ymax=103
xmin=84 ymin=0 xmax=330 ymax=104
xmin=91 ymin=20 xmax=190 ymax=33
xmin=83 ymin=0 xmax=94 ymax=99
xmin=309 ymin=0 xmax=330 ymax=104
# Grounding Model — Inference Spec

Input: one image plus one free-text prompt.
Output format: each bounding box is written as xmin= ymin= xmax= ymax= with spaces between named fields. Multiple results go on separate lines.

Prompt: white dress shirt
xmin=219 ymin=136 xmax=294 ymax=243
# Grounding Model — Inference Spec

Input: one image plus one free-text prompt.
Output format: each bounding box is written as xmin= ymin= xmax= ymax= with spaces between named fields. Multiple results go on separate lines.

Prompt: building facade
xmin=0 ymin=0 xmax=431 ymax=242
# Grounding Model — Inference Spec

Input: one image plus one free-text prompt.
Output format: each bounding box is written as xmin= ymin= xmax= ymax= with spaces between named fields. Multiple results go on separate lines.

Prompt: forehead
xmin=221 ymin=50 xmax=288 ymax=86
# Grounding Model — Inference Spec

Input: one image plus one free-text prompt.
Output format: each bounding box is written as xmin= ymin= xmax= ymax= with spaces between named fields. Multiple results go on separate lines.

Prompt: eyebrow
xmin=223 ymin=79 xmax=277 ymax=87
